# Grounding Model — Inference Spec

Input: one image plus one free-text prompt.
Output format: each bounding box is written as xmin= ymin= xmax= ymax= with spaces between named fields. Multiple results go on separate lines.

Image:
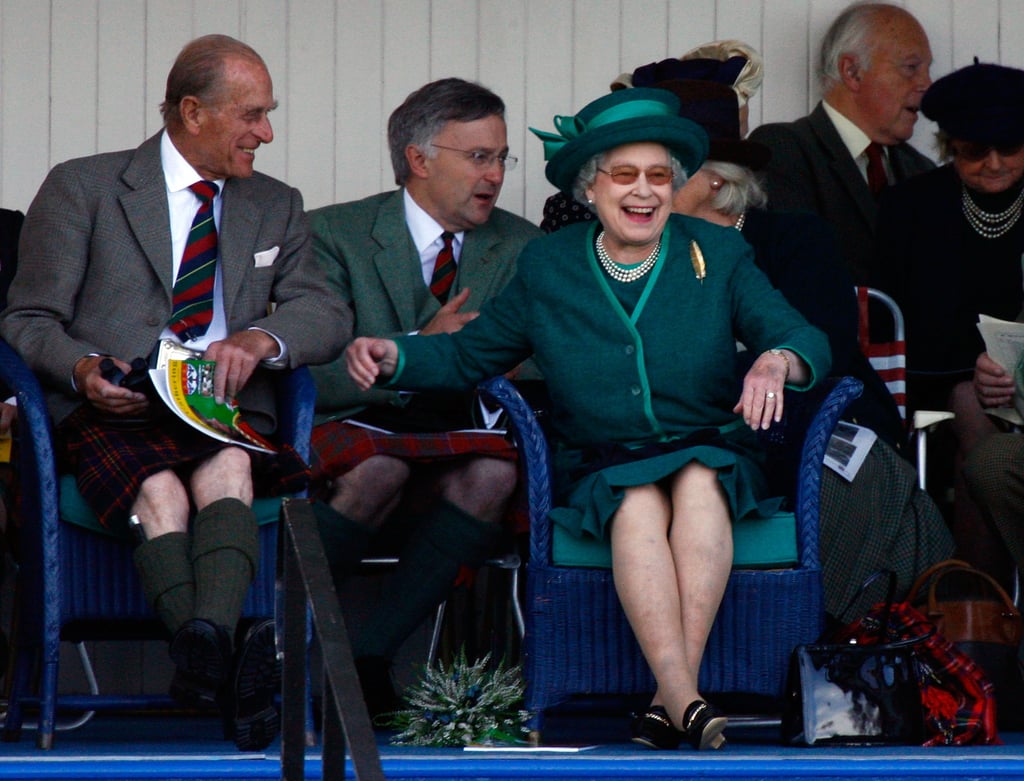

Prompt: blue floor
xmin=1 ymin=710 xmax=1023 ymax=781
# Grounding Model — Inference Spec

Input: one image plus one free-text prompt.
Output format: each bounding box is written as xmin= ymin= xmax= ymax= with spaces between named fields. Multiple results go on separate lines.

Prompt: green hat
xmin=531 ymin=87 xmax=709 ymax=194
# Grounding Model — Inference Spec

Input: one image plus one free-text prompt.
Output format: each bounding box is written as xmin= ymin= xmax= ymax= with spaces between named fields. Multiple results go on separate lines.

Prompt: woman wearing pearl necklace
xmin=872 ymin=60 xmax=1024 ymax=583
xmin=345 ymin=87 xmax=831 ymax=752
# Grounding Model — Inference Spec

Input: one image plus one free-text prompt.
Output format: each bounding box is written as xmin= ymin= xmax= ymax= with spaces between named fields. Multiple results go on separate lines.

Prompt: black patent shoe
xmin=630 ymin=705 xmax=684 ymax=750
xmin=230 ymin=617 xmax=281 ymax=751
xmin=682 ymin=699 xmax=727 ymax=750
xmin=168 ymin=618 xmax=232 ymax=708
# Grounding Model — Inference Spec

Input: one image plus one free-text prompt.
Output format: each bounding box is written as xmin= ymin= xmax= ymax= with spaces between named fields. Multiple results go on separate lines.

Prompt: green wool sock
xmin=311 ymin=499 xmax=373 ymax=595
xmin=190 ymin=497 xmax=259 ymax=635
xmin=355 ymin=499 xmax=501 ymax=660
xmin=133 ymin=531 xmax=195 ymax=635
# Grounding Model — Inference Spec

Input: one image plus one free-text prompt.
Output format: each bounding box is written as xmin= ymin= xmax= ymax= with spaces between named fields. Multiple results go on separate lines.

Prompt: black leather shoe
xmin=630 ymin=706 xmax=683 ymax=750
xmin=682 ymin=699 xmax=727 ymax=750
xmin=354 ymin=656 xmax=402 ymax=721
xmin=230 ymin=617 xmax=281 ymax=751
xmin=168 ymin=618 xmax=232 ymax=708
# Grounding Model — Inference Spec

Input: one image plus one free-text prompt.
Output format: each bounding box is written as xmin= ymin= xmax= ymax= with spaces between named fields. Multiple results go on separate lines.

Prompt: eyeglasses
xmin=430 ymin=144 xmax=518 ymax=171
xmin=952 ymin=141 xmax=1024 ymax=162
xmin=596 ymin=165 xmax=674 ymax=186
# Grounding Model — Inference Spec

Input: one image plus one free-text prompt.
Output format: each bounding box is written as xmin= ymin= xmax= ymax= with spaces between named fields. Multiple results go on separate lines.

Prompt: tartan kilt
xmin=57 ymin=406 xmax=310 ymax=529
xmin=309 ymin=419 xmax=527 ymax=533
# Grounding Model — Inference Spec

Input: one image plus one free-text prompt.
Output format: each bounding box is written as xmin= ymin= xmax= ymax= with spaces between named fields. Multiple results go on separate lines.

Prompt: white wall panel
xmin=2 ymin=0 xmax=1024 ymax=216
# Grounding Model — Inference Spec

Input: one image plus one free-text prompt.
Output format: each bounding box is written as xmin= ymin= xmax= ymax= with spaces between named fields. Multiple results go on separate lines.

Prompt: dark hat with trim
xmin=530 ymin=87 xmax=709 ymax=194
xmin=921 ymin=60 xmax=1024 ymax=145
xmin=654 ymin=79 xmax=771 ymax=169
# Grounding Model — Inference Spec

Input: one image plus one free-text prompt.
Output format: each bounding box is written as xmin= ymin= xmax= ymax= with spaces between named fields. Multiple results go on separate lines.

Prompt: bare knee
xmin=191 ymin=446 xmax=253 ymax=508
xmin=133 ymin=470 xmax=190 ymax=537
xmin=330 ymin=455 xmax=411 ymax=524
xmin=441 ymin=457 xmax=518 ymax=523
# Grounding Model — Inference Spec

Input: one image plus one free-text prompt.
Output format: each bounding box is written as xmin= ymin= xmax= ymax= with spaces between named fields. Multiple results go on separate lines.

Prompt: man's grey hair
xmin=818 ymin=2 xmax=904 ymax=93
xmin=387 ymin=77 xmax=505 ymax=186
xmin=161 ymin=34 xmax=266 ymax=127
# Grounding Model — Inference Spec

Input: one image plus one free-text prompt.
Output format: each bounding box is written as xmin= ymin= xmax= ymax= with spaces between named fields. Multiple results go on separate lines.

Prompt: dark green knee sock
xmin=191 ymin=497 xmax=259 ymax=634
xmin=311 ymin=499 xmax=373 ymax=596
xmin=134 ymin=531 xmax=195 ymax=635
xmin=355 ymin=499 xmax=501 ymax=660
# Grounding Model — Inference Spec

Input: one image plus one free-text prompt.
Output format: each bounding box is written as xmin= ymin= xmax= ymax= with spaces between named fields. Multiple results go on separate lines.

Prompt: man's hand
xmin=346 ymin=337 xmax=399 ymax=390
xmin=420 ymin=288 xmax=478 ymax=335
xmin=73 ymin=355 xmax=150 ymax=416
xmin=203 ymin=330 xmax=279 ymax=404
xmin=974 ymin=351 xmax=1015 ymax=408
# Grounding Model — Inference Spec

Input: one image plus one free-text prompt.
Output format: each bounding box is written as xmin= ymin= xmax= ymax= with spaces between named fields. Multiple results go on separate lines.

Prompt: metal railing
xmin=277 ymin=498 xmax=384 ymax=781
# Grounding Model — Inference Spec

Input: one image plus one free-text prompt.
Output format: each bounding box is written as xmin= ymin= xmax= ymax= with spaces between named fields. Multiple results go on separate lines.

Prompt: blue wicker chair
xmin=0 ymin=338 xmax=315 ymax=748
xmin=483 ymin=373 xmax=864 ymax=738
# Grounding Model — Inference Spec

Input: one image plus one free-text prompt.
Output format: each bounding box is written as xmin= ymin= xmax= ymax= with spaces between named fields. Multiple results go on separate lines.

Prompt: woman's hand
xmin=345 ymin=337 xmax=399 ymax=390
xmin=733 ymin=349 xmax=794 ymax=430
xmin=974 ymin=351 xmax=1015 ymax=408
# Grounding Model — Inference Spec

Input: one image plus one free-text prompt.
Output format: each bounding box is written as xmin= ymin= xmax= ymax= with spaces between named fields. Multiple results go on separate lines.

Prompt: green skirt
xmin=550 ymin=433 xmax=782 ymax=542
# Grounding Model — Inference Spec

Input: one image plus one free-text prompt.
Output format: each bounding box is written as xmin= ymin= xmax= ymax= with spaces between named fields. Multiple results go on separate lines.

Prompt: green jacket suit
xmin=389 ymin=215 xmax=832 ymax=538
xmin=308 ymin=188 xmax=542 ymax=423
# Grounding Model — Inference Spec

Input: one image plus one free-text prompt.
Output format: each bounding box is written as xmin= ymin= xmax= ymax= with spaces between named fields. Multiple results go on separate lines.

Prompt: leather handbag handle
xmin=907 ymin=558 xmax=1022 ymax=646
xmin=906 ymin=558 xmax=974 ymax=603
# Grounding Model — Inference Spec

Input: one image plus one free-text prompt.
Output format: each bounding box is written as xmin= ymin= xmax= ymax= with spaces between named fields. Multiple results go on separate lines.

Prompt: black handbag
xmin=782 ymin=571 xmax=927 ymax=746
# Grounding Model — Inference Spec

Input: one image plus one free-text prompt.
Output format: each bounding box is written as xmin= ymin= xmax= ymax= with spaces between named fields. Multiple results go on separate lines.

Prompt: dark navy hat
xmin=922 ymin=60 xmax=1024 ymax=145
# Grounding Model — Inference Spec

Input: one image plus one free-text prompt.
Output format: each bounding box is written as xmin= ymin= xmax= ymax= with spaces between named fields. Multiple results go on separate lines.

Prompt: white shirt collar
xmin=403 ymin=188 xmax=463 ymax=255
xmin=822 ymin=100 xmax=878 ymax=162
xmin=160 ymin=131 xmax=226 ymax=195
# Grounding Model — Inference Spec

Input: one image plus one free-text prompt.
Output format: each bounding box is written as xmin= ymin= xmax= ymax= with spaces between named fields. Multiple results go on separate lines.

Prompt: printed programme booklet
xmin=149 ymin=357 xmax=276 ymax=454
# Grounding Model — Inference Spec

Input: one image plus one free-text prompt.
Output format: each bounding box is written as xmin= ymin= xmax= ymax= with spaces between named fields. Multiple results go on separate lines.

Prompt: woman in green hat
xmin=345 ymin=87 xmax=831 ymax=751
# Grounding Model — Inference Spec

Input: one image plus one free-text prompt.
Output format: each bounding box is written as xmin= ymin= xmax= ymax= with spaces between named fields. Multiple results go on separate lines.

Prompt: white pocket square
xmin=254 ymin=246 xmax=280 ymax=268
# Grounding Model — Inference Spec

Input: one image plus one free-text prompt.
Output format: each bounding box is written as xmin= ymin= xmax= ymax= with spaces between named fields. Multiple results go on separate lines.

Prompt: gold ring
xmin=766 ymin=391 xmax=776 ymax=400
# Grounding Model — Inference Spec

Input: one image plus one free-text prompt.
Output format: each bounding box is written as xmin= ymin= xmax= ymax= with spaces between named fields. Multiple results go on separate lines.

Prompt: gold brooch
xmin=690 ymin=240 xmax=706 ymax=285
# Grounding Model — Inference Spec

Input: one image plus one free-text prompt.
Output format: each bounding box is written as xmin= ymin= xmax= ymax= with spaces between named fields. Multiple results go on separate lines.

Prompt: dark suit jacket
xmin=741 ymin=209 xmax=905 ymax=449
xmin=0 ymin=132 xmax=350 ymax=426
xmin=308 ymin=188 xmax=542 ymax=422
xmin=872 ymin=164 xmax=1024 ymax=400
xmin=0 ymin=208 xmax=24 ymax=311
xmin=750 ymin=102 xmax=935 ymax=284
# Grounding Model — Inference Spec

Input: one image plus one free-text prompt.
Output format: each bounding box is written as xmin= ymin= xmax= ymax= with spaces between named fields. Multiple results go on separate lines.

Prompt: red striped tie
xmin=429 ymin=231 xmax=456 ymax=303
xmin=169 ymin=181 xmax=219 ymax=340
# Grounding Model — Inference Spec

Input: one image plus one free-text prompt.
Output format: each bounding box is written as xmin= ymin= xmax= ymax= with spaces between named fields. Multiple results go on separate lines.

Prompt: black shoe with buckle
xmin=630 ymin=705 xmax=683 ymax=750
xmin=682 ymin=699 xmax=727 ymax=750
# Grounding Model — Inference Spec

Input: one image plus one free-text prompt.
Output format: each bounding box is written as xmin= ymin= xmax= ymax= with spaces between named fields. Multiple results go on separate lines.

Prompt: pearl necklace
xmin=595 ymin=231 xmax=661 ymax=283
xmin=961 ymin=185 xmax=1024 ymax=239
xmin=734 ymin=213 xmax=746 ymax=231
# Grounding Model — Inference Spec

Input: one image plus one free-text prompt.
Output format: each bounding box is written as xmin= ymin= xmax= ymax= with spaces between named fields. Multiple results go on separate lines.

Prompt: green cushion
xmin=59 ymin=474 xmax=283 ymax=540
xmin=551 ymin=511 xmax=798 ymax=570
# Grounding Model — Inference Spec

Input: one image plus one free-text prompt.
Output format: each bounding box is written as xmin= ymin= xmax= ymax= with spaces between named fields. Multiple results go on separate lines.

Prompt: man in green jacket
xmin=307 ymin=77 xmax=541 ymax=717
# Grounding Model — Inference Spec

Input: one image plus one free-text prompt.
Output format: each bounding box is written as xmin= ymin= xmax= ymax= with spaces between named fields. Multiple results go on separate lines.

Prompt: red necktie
xmin=865 ymin=142 xmax=888 ymax=198
xmin=169 ymin=181 xmax=219 ymax=340
xmin=429 ymin=231 xmax=456 ymax=303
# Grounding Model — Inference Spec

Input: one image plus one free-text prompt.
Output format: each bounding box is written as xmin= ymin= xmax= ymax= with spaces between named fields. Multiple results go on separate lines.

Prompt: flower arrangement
xmin=382 ymin=649 xmax=531 ymax=747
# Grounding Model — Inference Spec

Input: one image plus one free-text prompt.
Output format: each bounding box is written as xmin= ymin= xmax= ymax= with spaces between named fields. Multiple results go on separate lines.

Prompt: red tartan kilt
xmin=309 ymin=420 xmax=526 ymax=533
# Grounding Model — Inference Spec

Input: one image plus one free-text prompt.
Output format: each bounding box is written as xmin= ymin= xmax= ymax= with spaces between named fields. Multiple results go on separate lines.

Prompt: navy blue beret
xmin=922 ymin=60 xmax=1024 ymax=145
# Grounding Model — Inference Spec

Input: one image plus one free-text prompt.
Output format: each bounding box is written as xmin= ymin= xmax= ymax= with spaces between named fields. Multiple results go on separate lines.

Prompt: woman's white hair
xmin=701 ymin=160 xmax=767 ymax=216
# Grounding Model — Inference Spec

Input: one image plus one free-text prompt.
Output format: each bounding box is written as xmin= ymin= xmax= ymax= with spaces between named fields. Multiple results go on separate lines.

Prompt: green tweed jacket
xmin=308 ymin=189 xmax=542 ymax=423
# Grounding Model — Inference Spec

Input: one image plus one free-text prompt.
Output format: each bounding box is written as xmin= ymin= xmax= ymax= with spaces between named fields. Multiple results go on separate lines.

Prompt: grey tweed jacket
xmin=0 ymin=132 xmax=351 ymax=426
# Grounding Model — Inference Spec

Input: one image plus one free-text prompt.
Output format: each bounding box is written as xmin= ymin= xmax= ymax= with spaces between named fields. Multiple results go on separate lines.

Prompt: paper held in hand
xmin=149 ymin=356 xmax=277 ymax=454
xmin=977 ymin=314 xmax=1024 ymax=425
